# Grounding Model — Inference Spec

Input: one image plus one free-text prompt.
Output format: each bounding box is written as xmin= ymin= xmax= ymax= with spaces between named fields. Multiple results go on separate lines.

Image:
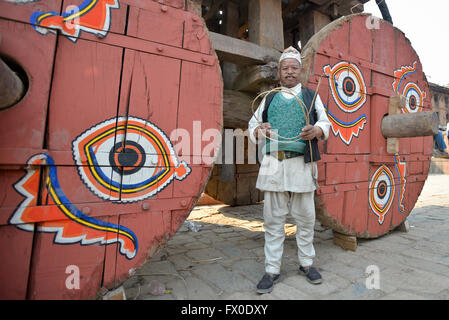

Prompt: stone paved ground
xmin=123 ymin=174 xmax=449 ymax=300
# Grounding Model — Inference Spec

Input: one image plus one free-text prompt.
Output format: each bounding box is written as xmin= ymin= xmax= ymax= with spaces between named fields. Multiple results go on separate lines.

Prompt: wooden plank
xmin=47 ymin=38 xmax=123 ymax=151
xmin=0 ymin=224 xmax=34 ymax=299
xmin=127 ymin=4 xmax=185 ymax=48
xmin=27 ymin=222 xmax=107 ymax=299
xmin=209 ymin=32 xmax=282 ymax=65
xmin=333 ymin=231 xmax=357 ymax=251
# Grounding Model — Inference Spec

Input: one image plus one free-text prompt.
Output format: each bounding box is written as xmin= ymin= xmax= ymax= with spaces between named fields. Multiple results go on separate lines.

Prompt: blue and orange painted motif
xmin=30 ymin=0 xmax=119 ymax=42
xmin=9 ymin=153 xmax=138 ymax=259
xmin=394 ymin=154 xmax=407 ymax=213
xmin=392 ymin=61 xmax=426 ymax=113
xmin=323 ymin=104 xmax=367 ymax=146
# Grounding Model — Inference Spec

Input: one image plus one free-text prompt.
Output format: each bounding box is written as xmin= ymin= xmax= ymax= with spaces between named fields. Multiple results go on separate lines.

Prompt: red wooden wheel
xmin=0 ymin=0 xmax=222 ymax=299
xmin=300 ymin=14 xmax=432 ymax=238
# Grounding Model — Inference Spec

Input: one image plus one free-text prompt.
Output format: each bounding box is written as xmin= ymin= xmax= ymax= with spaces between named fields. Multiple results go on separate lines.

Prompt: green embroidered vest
xmin=264 ymin=92 xmax=307 ymax=154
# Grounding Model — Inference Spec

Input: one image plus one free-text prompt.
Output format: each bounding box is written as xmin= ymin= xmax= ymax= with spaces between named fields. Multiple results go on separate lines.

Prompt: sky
xmin=363 ymin=0 xmax=449 ymax=86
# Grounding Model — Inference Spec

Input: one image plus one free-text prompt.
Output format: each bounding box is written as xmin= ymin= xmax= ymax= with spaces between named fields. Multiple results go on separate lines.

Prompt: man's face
xmin=279 ymin=58 xmax=302 ymax=88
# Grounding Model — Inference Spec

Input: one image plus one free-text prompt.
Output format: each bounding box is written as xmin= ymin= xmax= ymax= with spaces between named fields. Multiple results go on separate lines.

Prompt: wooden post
xmin=222 ymin=1 xmax=240 ymax=90
xmin=386 ymin=95 xmax=405 ymax=154
xmin=298 ymin=9 xmax=331 ymax=47
xmin=248 ymin=0 xmax=284 ymax=51
xmin=0 ymin=57 xmax=25 ymax=109
xmin=381 ymin=111 xmax=439 ymax=138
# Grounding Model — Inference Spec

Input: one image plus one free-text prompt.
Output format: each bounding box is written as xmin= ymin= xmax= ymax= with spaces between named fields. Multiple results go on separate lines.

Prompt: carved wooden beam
xmin=209 ymin=32 xmax=281 ymax=65
xmin=233 ymin=62 xmax=279 ymax=92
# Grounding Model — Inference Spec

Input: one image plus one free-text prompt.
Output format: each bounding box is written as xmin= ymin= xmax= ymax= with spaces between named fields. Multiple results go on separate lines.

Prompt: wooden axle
xmin=381 ymin=111 xmax=439 ymax=138
xmin=0 ymin=57 xmax=25 ymax=110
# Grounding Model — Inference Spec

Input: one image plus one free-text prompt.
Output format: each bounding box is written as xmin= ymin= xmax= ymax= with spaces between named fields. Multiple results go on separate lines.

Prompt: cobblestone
xmin=123 ymin=175 xmax=449 ymax=300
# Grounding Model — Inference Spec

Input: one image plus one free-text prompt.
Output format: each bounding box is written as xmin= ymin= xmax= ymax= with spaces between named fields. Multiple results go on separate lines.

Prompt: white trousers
xmin=263 ymin=191 xmax=316 ymax=275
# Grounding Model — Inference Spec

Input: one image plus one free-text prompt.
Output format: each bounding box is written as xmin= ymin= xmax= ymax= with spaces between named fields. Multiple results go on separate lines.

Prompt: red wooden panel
xmin=318 ymin=192 xmax=345 ymax=226
xmin=170 ymin=209 xmax=188 ymax=235
xmin=312 ymin=52 xmax=330 ymax=81
xmin=47 ymin=38 xmax=123 ymax=152
xmin=0 ymin=0 xmax=61 ymax=24
xmin=127 ymin=4 xmax=185 ymax=47
xmin=398 ymin=137 xmax=411 ymax=155
xmin=123 ymin=0 xmax=185 ymax=10
xmin=409 ymin=161 xmax=423 ymax=175
xmin=371 ymin=16 xmax=396 ymax=71
xmin=342 ymin=189 xmax=369 ymax=235
xmin=114 ymin=210 xmax=170 ymax=284
xmin=0 ymin=20 xmax=56 ymax=151
xmin=371 ymin=71 xmax=395 ymax=96
xmin=395 ymin=30 xmax=420 ymax=73
xmin=325 ymin=163 xmax=346 ymax=185
xmin=317 ymin=162 xmax=325 ymax=184
xmin=183 ymin=11 xmax=212 ymax=54
xmin=173 ymin=165 xmax=209 ymax=198
xmin=28 ymin=221 xmax=107 ymax=299
xmin=344 ymin=161 xmax=369 ymax=184
xmin=176 ymin=60 xmax=223 ymax=159
xmin=348 ymin=15 xmax=372 ymax=63
xmin=119 ymin=50 xmax=181 ymax=136
xmin=410 ymin=137 xmax=424 ymax=154
xmin=0 ymin=224 xmax=33 ymax=299
xmin=370 ymin=94 xmax=388 ymax=156
xmin=102 ymin=215 xmax=118 ymax=289
xmin=320 ymin=20 xmax=350 ymax=58
xmin=423 ymin=136 xmax=433 ymax=155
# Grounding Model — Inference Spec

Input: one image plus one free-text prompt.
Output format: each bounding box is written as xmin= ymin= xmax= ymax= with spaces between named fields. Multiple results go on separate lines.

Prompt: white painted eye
xmin=402 ymin=82 xmax=424 ymax=113
xmin=369 ymin=165 xmax=395 ymax=225
xmin=73 ymin=117 xmax=190 ymax=203
xmin=324 ymin=61 xmax=367 ymax=113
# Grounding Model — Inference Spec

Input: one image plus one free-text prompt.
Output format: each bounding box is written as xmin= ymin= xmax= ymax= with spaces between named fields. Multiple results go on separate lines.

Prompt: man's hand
xmin=300 ymin=125 xmax=323 ymax=140
xmin=255 ymin=123 xmax=272 ymax=139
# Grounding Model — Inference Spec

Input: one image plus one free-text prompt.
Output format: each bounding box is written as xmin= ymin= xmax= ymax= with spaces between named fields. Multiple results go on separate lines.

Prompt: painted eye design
xmin=369 ymin=165 xmax=395 ymax=224
xmin=73 ymin=116 xmax=190 ymax=203
xmin=402 ymin=82 xmax=425 ymax=113
xmin=392 ymin=61 xmax=426 ymax=113
xmin=324 ymin=61 xmax=367 ymax=113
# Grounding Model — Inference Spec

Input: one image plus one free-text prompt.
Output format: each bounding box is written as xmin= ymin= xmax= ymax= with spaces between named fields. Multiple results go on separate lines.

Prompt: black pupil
xmin=343 ymin=77 xmax=355 ymax=96
xmin=110 ymin=141 xmax=146 ymax=175
xmin=378 ymin=182 xmax=387 ymax=198
xmin=118 ymin=148 xmax=138 ymax=167
xmin=410 ymin=96 xmax=416 ymax=108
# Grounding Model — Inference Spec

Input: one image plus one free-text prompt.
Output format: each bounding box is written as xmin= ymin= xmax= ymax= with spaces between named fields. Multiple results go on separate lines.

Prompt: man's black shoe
xmin=256 ymin=273 xmax=281 ymax=294
xmin=299 ymin=266 xmax=322 ymax=284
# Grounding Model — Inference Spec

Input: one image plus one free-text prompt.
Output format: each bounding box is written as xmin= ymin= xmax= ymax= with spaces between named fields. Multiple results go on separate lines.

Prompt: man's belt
xmin=269 ymin=151 xmax=303 ymax=161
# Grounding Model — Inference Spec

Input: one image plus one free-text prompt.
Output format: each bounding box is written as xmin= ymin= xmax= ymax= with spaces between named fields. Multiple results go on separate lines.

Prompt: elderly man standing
xmin=248 ymin=46 xmax=331 ymax=294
